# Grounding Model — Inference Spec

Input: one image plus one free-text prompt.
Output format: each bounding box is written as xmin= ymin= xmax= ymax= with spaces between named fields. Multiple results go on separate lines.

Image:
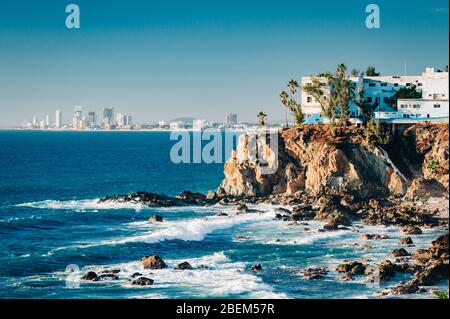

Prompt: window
xmin=427 ymin=114 xmax=430 ymax=118
xmin=381 ymin=82 xmax=387 ymax=87
xmin=368 ymin=83 xmax=376 ymax=87
xmin=366 ymin=97 xmax=373 ymax=102
xmin=413 ymin=105 xmax=420 ymax=109
xmin=403 ymin=114 xmax=410 ymax=118
xmin=434 ymin=104 xmax=441 ymax=108
xmin=394 ymin=83 xmax=399 ymax=87
xmin=307 ymin=97 xmax=312 ymax=103
xmin=305 ymin=83 xmax=312 ymax=87
xmin=383 ymin=97 xmax=389 ymax=103
xmin=406 ymin=83 xmax=411 ymax=87
xmin=400 ymin=104 xmax=407 ymax=108
xmin=418 ymin=83 xmax=422 ymax=86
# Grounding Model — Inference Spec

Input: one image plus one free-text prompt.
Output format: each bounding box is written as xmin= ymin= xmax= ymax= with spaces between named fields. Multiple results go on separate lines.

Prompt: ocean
xmin=0 ymin=131 xmax=447 ymax=299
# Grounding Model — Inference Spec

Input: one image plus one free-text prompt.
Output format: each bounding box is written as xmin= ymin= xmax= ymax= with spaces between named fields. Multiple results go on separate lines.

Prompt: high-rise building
xmin=45 ymin=114 xmax=50 ymax=127
xmin=73 ymin=106 xmax=83 ymax=129
xmin=102 ymin=107 xmax=114 ymax=126
xmin=226 ymin=113 xmax=238 ymax=126
xmin=32 ymin=116 xmax=38 ymax=127
xmin=56 ymin=110 xmax=63 ymax=128
xmin=116 ymin=113 xmax=125 ymax=126
xmin=87 ymin=112 xmax=96 ymax=128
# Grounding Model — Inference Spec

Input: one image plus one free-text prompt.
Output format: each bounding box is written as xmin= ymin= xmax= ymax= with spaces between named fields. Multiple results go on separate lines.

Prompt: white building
xmin=56 ymin=110 xmax=63 ymax=128
xmin=193 ymin=119 xmax=208 ymax=131
xmin=169 ymin=121 xmax=186 ymax=130
xmin=226 ymin=113 xmax=238 ymax=126
xmin=301 ymin=67 xmax=449 ymax=123
xmin=73 ymin=106 xmax=83 ymax=129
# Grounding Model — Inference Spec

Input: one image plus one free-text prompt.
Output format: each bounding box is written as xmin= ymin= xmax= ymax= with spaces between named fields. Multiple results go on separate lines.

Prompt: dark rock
xmin=132 ymin=277 xmax=154 ymax=286
xmin=335 ymin=261 xmax=366 ymax=275
xmin=302 ymin=266 xmax=328 ymax=280
xmin=399 ymin=237 xmax=414 ymax=245
xmin=392 ymin=248 xmax=411 ymax=257
xmin=391 ymin=281 xmax=421 ymax=295
xmin=175 ymin=262 xmax=193 ymax=270
xmin=235 ymin=235 xmax=247 ymax=240
xmin=81 ymin=271 xmax=98 ymax=281
xmin=149 ymin=215 xmax=163 ymax=222
xmin=101 ymin=269 xmax=120 ymax=274
xmin=141 ymin=255 xmax=167 ymax=269
xmin=402 ymin=226 xmax=422 ymax=235
xmin=275 ymin=207 xmax=293 ymax=215
xmin=176 ymin=191 xmax=208 ymax=205
xmin=251 ymin=264 xmax=262 ymax=271
xmin=216 ymin=212 xmax=228 ymax=217
xmin=412 ymin=261 xmax=449 ymax=286
xmin=131 ymin=272 xmax=142 ymax=278
xmin=99 ymin=192 xmax=187 ymax=207
xmin=291 ymin=205 xmax=316 ymax=221
xmin=198 ymin=265 xmax=209 ymax=270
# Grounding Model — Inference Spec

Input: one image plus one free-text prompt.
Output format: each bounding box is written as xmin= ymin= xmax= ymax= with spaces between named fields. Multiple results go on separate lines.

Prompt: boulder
xmin=141 ymin=255 xmax=167 ymax=269
xmin=132 ymin=277 xmax=154 ymax=286
xmin=175 ymin=262 xmax=193 ymax=270
xmin=392 ymin=248 xmax=410 ymax=257
xmin=399 ymin=237 xmax=414 ymax=245
xmin=335 ymin=261 xmax=366 ymax=275
xmin=402 ymin=226 xmax=422 ymax=235
xmin=81 ymin=271 xmax=98 ymax=281
xmin=251 ymin=264 xmax=262 ymax=271
xmin=149 ymin=215 xmax=163 ymax=222
xmin=391 ymin=281 xmax=421 ymax=295
xmin=302 ymin=266 xmax=328 ymax=280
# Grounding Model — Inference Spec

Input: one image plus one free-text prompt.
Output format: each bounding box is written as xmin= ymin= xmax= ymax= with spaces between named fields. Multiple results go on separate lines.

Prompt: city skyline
xmin=0 ymin=0 xmax=449 ymax=127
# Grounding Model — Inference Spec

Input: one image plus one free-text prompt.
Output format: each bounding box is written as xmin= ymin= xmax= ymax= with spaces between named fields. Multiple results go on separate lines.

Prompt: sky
xmin=0 ymin=0 xmax=448 ymax=127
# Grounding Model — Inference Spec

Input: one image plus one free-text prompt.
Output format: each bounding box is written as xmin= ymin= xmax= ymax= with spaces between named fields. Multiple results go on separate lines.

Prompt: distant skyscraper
xmin=32 ymin=116 xmax=38 ymax=127
xmin=102 ymin=107 xmax=114 ymax=126
xmin=116 ymin=112 xmax=124 ymax=126
xmin=56 ymin=110 xmax=63 ymax=128
xmin=45 ymin=114 xmax=50 ymax=127
xmin=73 ymin=106 xmax=83 ymax=129
xmin=87 ymin=112 xmax=96 ymax=128
xmin=226 ymin=113 xmax=237 ymax=126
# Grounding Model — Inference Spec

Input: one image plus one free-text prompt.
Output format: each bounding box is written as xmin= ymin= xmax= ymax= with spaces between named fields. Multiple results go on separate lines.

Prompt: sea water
xmin=0 ymin=131 xmax=447 ymax=299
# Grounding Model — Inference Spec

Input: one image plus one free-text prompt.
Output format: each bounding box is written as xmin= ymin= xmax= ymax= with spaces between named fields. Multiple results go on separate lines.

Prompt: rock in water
xmin=402 ymin=226 xmax=422 ymax=235
xmin=302 ymin=266 xmax=328 ymax=280
xmin=392 ymin=248 xmax=411 ymax=257
xmin=141 ymin=255 xmax=167 ymax=269
xmin=175 ymin=262 xmax=193 ymax=270
xmin=81 ymin=271 xmax=98 ymax=281
xmin=149 ymin=215 xmax=163 ymax=222
xmin=132 ymin=277 xmax=154 ymax=286
xmin=251 ymin=264 xmax=262 ymax=271
xmin=335 ymin=261 xmax=366 ymax=275
xmin=399 ymin=237 xmax=414 ymax=245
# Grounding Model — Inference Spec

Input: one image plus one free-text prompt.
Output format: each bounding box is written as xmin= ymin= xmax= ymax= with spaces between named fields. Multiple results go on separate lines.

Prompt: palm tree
xmin=288 ymin=79 xmax=299 ymax=97
xmin=279 ymin=91 xmax=289 ymax=128
xmin=336 ymin=63 xmax=347 ymax=79
xmin=257 ymin=112 xmax=267 ymax=126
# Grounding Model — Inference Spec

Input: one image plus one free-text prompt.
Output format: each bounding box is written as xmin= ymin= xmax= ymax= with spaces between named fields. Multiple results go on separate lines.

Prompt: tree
xmin=386 ymin=85 xmax=422 ymax=110
xmin=354 ymin=85 xmax=379 ymax=125
xmin=294 ymin=104 xmax=305 ymax=125
xmin=257 ymin=111 xmax=267 ymax=126
xmin=279 ymin=91 xmax=289 ymax=127
xmin=365 ymin=66 xmax=380 ymax=76
xmin=351 ymin=68 xmax=360 ymax=77
xmin=302 ymin=75 xmax=335 ymax=119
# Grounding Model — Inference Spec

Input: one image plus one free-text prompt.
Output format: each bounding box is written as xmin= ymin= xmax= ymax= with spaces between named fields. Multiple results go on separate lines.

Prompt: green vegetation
xmin=364 ymin=119 xmax=389 ymax=145
xmin=279 ymin=80 xmax=305 ymax=127
xmin=364 ymin=66 xmax=380 ymax=76
xmin=279 ymin=90 xmax=289 ymax=128
xmin=386 ymin=85 xmax=422 ymax=110
xmin=432 ymin=290 xmax=449 ymax=299
xmin=426 ymin=159 xmax=440 ymax=173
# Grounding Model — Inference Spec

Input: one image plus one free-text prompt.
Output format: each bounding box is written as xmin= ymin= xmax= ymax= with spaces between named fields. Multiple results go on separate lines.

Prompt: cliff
xmin=214 ymin=123 xmax=449 ymax=203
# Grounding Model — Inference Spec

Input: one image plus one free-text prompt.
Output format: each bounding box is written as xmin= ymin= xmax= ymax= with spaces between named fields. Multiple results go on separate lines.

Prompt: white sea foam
xmin=79 ymin=252 xmax=287 ymax=298
xmin=63 ymin=210 xmax=276 ymax=250
xmin=17 ymin=199 xmax=149 ymax=212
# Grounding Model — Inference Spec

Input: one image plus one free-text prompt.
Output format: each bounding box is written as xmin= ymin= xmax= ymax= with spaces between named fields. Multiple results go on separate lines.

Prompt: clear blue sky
xmin=0 ymin=0 xmax=448 ymax=126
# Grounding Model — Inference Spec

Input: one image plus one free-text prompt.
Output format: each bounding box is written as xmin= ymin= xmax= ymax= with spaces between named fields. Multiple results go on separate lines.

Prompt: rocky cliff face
xmin=215 ymin=124 xmax=449 ymax=202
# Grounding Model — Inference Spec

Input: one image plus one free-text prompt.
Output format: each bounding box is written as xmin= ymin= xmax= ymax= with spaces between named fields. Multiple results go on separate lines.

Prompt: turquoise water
xmin=0 ymin=131 xmax=446 ymax=298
